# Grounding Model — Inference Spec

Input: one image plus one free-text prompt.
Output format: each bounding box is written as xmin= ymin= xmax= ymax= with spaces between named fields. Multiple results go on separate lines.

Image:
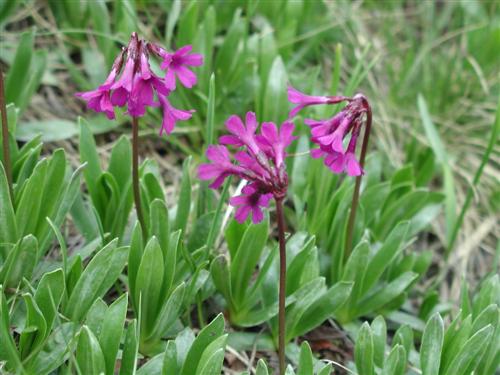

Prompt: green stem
xmin=0 ymin=71 xmax=13 ymax=200
xmin=132 ymin=117 xmax=146 ymax=235
xmin=345 ymin=98 xmax=372 ymax=259
xmin=275 ymin=198 xmax=287 ymax=375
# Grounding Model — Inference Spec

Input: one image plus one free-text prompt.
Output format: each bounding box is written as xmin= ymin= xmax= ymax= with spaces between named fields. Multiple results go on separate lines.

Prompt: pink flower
xmin=230 ymin=184 xmax=273 ymax=224
xmin=160 ymin=45 xmax=203 ymax=90
xmin=198 ymin=112 xmax=296 ymax=223
xmin=219 ymin=112 xmax=261 ymax=156
xmin=291 ymin=89 xmax=369 ymax=177
xmin=257 ymin=121 xmax=297 ymax=168
xmin=158 ymin=94 xmax=194 ymax=136
xmin=287 ymin=85 xmax=347 ymax=118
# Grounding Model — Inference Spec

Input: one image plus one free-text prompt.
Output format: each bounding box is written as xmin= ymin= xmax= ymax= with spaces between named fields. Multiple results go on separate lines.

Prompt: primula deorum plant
xmin=198 ymin=112 xmax=296 ymax=374
xmin=76 ymin=32 xmax=202 ymax=234
xmin=287 ymin=85 xmax=372 ymax=256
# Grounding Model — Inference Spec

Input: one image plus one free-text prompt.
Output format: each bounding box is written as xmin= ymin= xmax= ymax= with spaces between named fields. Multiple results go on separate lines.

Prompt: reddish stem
xmin=275 ymin=198 xmax=287 ymax=375
xmin=345 ymin=98 xmax=372 ymax=259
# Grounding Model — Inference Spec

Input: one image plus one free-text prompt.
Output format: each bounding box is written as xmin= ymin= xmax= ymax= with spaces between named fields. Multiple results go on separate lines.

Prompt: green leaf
xmin=372 ymin=316 xmax=387 ymax=368
xmin=79 ymin=117 xmax=102 ymax=204
xmin=76 ymin=326 xmax=106 ymax=375
xmin=5 ymin=29 xmax=33 ymax=104
xmin=180 ymin=313 xmax=224 ymax=375
xmin=297 ymin=341 xmax=313 ymax=375
xmin=99 ymin=293 xmax=128 ymax=375
xmin=162 ymin=340 xmax=178 ymax=375
xmin=151 ymin=282 xmax=186 ymax=340
xmin=210 ymin=255 xmax=232 ymax=302
xmin=15 ymin=159 xmax=48 ymax=236
xmin=27 ymin=322 xmax=78 ymax=375
xmin=66 ymin=240 xmax=128 ymax=321
xmin=120 ymin=320 xmax=139 ymax=375
xmin=136 ymin=237 xmax=164 ymax=337
xmin=443 ymin=324 xmax=494 ymax=375
xmin=291 ymin=281 xmax=353 ymax=338
xmin=34 ymin=268 xmax=65 ymax=335
xmin=19 ymin=293 xmax=47 ymax=359
xmin=420 ymin=313 xmax=444 ymax=375
xmin=0 ymin=234 xmax=37 ymax=288
xmin=381 ymin=345 xmax=407 ymax=375
xmin=355 ymin=322 xmax=374 ymax=375
xmin=255 ymin=359 xmax=269 ymax=375
xmin=195 ymin=335 xmax=227 ymax=375
xmin=17 ymin=119 xmax=79 ymax=142
xmin=108 ymin=135 xmax=132 ymax=192
xmin=0 ymin=286 xmax=23 ymax=372
xmin=128 ymin=222 xmax=144 ymax=303
xmin=263 ymin=56 xmax=288 ymax=124
xmin=361 ymin=221 xmax=409 ymax=295
xmin=0 ymin=163 xmax=16 ymax=244
xmin=174 ymin=156 xmax=192 ymax=234
xmin=230 ymin=219 xmax=268 ymax=306
xmin=149 ymin=199 xmax=170 ymax=256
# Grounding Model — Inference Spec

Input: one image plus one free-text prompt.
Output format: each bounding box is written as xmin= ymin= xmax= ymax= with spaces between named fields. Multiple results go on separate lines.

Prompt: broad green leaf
xmin=180 ymin=313 xmax=224 ymax=375
xmin=443 ymin=324 xmax=494 ymax=375
xmin=255 ymin=359 xmax=269 ymax=375
xmin=5 ymin=29 xmax=33 ymax=104
xmin=27 ymin=322 xmax=78 ymax=375
xmin=372 ymin=316 xmax=387 ymax=368
xmin=230 ymin=219 xmax=268 ymax=306
xmin=263 ymin=56 xmax=288 ymax=124
xmin=20 ymin=293 xmax=47 ymax=358
xmin=291 ymin=281 xmax=353 ymax=338
xmin=76 ymin=326 xmax=106 ymax=375
xmin=297 ymin=341 xmax=313 ymax=375
xmin=151 ymin=283 xmax=186 ymax=340
xmin=195 ymin=335 xmax=227 ymax=375
xmin=0 ymin=286 xmax=23 ymax=371
xmin=355 ymin=322 xmax=374 ymax=375
xmin=128 ymin=222 xmax=144 ymax=302
xmin=361 ymin=221 xmax=409 ymax=295
xmin=162 ymin=340 xmax=178 ymax=375
xmin=420 ymin=313 xmax=444 ymax=375
xmin=381 ymin=344 xmax=407 ymax=375
xmin=99 ymin=293 xmax=128 ymax=375
xmin=210 ymin=255 xmax=232 ymax=302
xmin=136 ymin=237 xmax=164 ymax=337
xmin=66 ymin=240 xmax=128 ymax=321
xmin=174 ymin=156 xmax=192 ymax=234
xmin=15 ymin=159 xmax=47 ymax=236
xmin=120 ymin=320 xmax=138 ymax=375
xmin=108 ymin=135 xmax=132 ymax=192
xmin=0 ymin=234 xmax=37 ymax=288
xmin=149 ymin=199 xmax=170 ymax=255
xmin=0 ymin=163 xmax=16 ymax=244
xmin=79 ymin=117 xmax=102 ymax=203
xmin=34 ymin=268 xmax=65 ymax=335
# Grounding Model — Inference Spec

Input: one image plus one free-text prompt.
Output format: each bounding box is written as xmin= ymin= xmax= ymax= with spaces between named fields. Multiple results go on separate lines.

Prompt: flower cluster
xmin=198 ymin=112 xmax=296 ymax=224
xmin=287 ymin=86 xmax=370 ymax=176
xmin=76 ymin=32 xmax=203 ymax=135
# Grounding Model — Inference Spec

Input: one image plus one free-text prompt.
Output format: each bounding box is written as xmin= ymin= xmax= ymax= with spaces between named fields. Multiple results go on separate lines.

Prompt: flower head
xmin=288 ymin=86 xmax=370 ymax=177
xmin=198 ymin=112 xmax=296 ymax=223
xmin=75 ymin=32 xmax=202 ymax=136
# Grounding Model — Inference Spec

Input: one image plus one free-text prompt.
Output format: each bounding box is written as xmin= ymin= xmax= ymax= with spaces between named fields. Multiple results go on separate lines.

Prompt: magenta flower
xmin=76 ymin=32 xmax=202 ymax=136
xmin=198 ymin=112 xmax=296 ymax=224
xmin=159 ymin=45 xmax=204 ymax=90
xmin=287 ymin=85 xmax=348 ymax=118
xmin=288 ymin=86 xmax=370 ymax=177
xmin=230 ymin=184 xmax=273 ymax=224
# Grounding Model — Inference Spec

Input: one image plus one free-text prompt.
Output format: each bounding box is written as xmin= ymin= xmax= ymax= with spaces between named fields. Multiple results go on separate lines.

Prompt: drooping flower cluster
xmin=287 ymin=86 xmax=370 ymax=176
xmin=198 ymin=112 xmax=296 ymax=224
xmin=76 ymin=32 xmax=203 ymax=135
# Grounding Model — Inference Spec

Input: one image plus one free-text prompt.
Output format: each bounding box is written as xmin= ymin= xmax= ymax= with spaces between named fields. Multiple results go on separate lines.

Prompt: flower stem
xmin=0 ymin=71 xmax=13 ymax=200
xmin=132 ymin=117 xmax=146 ymax=234
xmin=275 ymin=198 xmax=287 ymax=375
xmin=345 ymin=99 xmax=372 ymax=259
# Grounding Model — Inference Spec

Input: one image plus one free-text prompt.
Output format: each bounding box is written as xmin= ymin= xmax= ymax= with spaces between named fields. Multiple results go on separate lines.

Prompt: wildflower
xmin=287 ymin=85 xmax=348 ymax=118
xmin=198 ymin=112 xmax=296 ymax=223
xmin=76 ymin=32 xmax=202 ymax=136
xmin=288 ymin=86 xmax=370 ymax=176
xmin=158 ymin=45 xmax=204 ymax=90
